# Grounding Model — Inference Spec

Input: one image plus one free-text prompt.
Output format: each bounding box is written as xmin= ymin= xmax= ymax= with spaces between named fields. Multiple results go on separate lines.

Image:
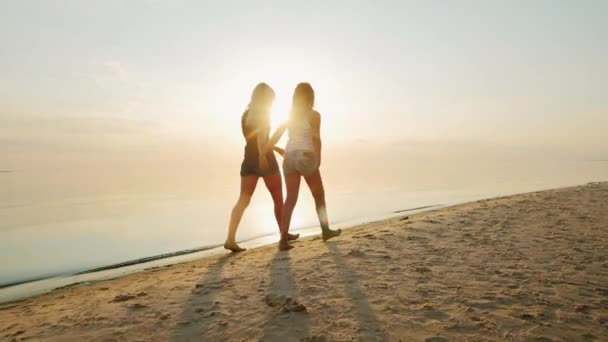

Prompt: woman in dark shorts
xmin=224 ymin=83 xmax=299 ymax=252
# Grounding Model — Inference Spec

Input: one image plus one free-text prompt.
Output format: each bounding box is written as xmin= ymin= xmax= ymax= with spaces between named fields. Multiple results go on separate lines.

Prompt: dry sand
xmin=1 ymin=182 xmax=607 ymax=341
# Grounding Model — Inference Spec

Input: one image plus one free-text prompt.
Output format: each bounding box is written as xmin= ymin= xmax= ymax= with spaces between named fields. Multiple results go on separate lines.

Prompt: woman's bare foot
xmin=278 ymin=239 xmax=294 ymax=251
xmin=322 ymin=228 xmax=342 ymax=241
xmin=288 ymin=233 xmax=300 ymax=241
xmin=224 ymin=241 xmax=246 ymax=253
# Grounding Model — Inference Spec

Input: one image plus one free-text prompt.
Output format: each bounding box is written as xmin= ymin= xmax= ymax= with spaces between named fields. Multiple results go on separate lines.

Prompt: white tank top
xmin=285 ymin=111 xmax=314 ymax=153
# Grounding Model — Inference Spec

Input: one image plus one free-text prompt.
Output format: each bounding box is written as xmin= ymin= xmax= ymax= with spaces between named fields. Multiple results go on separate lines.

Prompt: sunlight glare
xmin=212 ymin=51 xmax=344 ymax=143
xmin=269 ymin=82 xmax=291 ymax=133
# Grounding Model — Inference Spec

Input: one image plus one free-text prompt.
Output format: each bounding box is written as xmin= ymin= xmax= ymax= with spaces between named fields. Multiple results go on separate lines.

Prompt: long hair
xmin=289 ymin=82 xmax=315 ymax=122
xmin=246 ymin=82 xmax=275 ymax=128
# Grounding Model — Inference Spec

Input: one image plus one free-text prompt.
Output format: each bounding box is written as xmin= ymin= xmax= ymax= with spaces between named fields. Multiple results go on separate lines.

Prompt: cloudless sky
xmin=1 ymin=0 xmax=607 ymax=155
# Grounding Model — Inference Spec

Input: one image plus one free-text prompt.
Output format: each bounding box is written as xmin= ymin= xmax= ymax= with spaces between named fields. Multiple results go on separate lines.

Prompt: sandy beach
xmin=1 ymin=182 xmax=607 ymax=341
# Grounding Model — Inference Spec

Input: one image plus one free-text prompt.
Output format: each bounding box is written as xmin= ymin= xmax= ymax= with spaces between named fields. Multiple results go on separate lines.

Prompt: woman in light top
xmin=267 ymin=82 xmax=342 ymax=250
xmin=224 ymin=83 xmax=299 ymax=253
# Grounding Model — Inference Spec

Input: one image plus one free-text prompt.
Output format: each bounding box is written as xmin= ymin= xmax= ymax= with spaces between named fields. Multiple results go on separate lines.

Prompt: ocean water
xmin=1 ymin=146 xmax=607 ymax=290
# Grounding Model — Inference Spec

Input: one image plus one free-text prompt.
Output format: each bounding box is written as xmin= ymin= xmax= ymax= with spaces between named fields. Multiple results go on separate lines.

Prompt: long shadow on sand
xmin=327 ymin=242 xmax=387 ymax=341
xmin=170 ymin=253 xmax=236 ymax=341
xmin=262 ymin=251 xmax=310 ymax=341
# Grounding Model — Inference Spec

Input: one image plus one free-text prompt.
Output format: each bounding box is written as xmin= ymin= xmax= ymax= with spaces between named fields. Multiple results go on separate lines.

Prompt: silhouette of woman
xmin=267 ymin=83 xmax=341 ymax=250
xmin=224 ymin=83 xmax=299 ymax=252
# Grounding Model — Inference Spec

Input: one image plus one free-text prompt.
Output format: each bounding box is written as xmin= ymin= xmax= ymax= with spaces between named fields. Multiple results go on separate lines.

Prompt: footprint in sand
xmin=8 ymin=330 xmax=26 ymax=338
xmin=519 ymin=312 xmax=535 ymax=320
xmin=127 ymin=303 xmax=148 ymax=310
xmin=415 ymin=266 xmax=432 ymax=274
xmin=109 ymin=294 xmax=136 ymax=303
xmin=346 ymin=249 xmax=366 ymax=257
xmin=446 ymin=322 xmax=481 ymax=334
xmin=425 ymin=336 xmax=448 ymax=342
xmin=301 ymin=335 xmax=328 ymax=342
xmin=575 ymin=304 xmax=592 ymax=314
xmin=593 ymin=287 xmax=608 ymax=297
xmin=581 ymin=333 xmax=598 ymax=341
xmin=425 ymin=309 xmax=450 ymax=321
xmin=264 ymin=294 xmax=307 ymax=313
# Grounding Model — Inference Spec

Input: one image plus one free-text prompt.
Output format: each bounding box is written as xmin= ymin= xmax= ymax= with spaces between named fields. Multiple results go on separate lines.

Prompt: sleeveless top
xmin=285 ymin=110 xmax=315 ymax=153
xmin=242 ymin=110 xmax=271 ymax=160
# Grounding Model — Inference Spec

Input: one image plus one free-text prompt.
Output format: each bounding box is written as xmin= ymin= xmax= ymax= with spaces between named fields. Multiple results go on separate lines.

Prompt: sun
xmin=216 ymin=53 xmax=343 ymax=144
xmin=270 ymin=95 xmax=289 ymax=130
xmin=268 ymin=80 xmax=293 ymax=134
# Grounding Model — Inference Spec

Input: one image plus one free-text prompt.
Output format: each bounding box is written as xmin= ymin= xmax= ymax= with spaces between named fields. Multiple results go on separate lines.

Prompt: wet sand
xmin=1 ymin=182 xmax=607 ymax=341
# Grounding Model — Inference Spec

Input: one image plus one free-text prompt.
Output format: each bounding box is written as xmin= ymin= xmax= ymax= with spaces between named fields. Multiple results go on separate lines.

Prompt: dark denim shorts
xmin=240 ymin=153 xmax=280 ymax=177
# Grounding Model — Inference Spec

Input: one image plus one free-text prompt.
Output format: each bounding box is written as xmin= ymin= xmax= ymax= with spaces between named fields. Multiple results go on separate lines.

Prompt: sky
xmin=1 ymin=0 xmax=607 ymax=164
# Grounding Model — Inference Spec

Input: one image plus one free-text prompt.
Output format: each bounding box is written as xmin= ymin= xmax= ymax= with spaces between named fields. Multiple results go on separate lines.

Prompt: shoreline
xmin=0 ymin=202 xmax=446 ymax=305
xmin=0 ymin=181 xmax=603 ymax=305
xmin=0 ymin=245 xmax=221 ymax=289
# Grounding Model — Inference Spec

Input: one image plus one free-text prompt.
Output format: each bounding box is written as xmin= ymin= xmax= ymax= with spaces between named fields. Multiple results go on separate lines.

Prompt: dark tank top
xmin=242 ymin=110 xmax=270 ymax=160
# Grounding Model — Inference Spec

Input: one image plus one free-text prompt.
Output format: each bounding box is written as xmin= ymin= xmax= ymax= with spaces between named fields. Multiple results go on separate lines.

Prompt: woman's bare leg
xmin=279 ymin=173 xmax=301 ymax=250
xmin=304 ymin=170 xmax=341 ymax=241
xmin=263 ymin=174 xmax=299 ymax=241
xmin=225 ymin=176 xmax=258 ymax=252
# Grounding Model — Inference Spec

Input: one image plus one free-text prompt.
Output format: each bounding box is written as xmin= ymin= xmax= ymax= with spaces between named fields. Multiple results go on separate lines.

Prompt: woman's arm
xmin=311 ymin=111 xmax=322 ymax=166
xmin=264 ymin=123 xmax=288 ymax=154
xmin=257 ymin=126 xmax=270 ymax=168
xmin=273 ymin=146 xmax=285 ymax=157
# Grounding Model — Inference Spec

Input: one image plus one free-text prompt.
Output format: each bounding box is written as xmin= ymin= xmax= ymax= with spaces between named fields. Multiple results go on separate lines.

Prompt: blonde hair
xmin=289 ymin=82 xmax=315 ymax=122
xmin=292 ymin=82 xmax=314 ymax=109
xmin=246 ymin=82 xmax=275 ymax=128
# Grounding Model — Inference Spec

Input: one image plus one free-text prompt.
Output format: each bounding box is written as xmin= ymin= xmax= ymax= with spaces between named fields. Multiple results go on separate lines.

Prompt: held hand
xmin=273 ymin=146 xmax=285 ymax=157
xmin=259 ymin=156 xmax=269 ymax=170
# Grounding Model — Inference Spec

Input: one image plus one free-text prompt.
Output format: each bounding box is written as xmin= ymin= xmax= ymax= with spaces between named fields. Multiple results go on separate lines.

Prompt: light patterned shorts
xmin=283 ymin=150 xmax=319 ymax=177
